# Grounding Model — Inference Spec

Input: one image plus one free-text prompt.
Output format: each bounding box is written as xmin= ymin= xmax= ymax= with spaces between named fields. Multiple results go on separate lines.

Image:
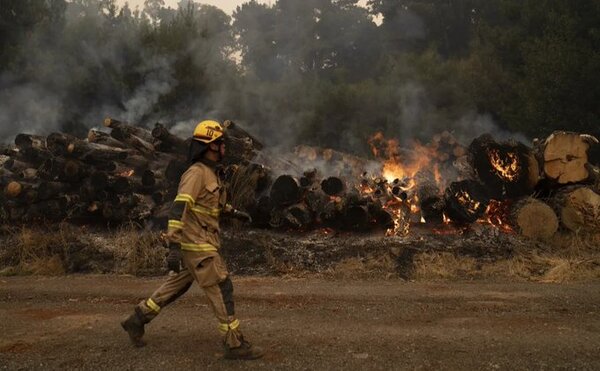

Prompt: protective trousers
xmin=136 ymin=250 xmax=243 ymax=348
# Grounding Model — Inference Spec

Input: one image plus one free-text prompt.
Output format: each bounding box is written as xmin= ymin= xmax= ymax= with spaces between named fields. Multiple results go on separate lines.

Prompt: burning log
xmin=415 ymin=170 xmax=444 ymax=224
xmin=88 ymin=129 xmax=129 ymax=149
xmin=104 ymin=117 xmax=154 ymax=143
xmin=152 ymin=123 xmax=188 ymax=155
xmin=549 ymin=186 xmax=600 ymax=233
xmin=321 ymin=177 xmax=345 ymax=196
xmin=469 ymin=134 xmax=539 ymax=199
xmin=269 ymin=175 xmax=301 ymax=207
xmin=444 ymin=180 xmax=490 ymax=223
xmin=537 ymin=131 xmax=599 ymax=184
xmin=510 ymin=198 xmax=558 ymax=240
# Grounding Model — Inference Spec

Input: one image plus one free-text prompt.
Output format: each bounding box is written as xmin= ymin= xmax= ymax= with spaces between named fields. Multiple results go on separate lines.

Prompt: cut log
xmin=88 ymin=129 xmax=129 ymax=149
xmin=321 ymin=177 xmax=345 ymax=196
xmin=110 ymin=127 xmax=155 ymax=156
xmin=444 ymin=180 xmax=490 ymax=223
xmin=469 ymin=134 xmax=539 ymax=198
xmin=14 ymin=134 xmax=46 ymax=150
xmin=283 ymin=203 xmax=313 ymax=229
xmin=37 ymin=181 xmax=71 ymax=200
xmin=19 ymin=146 xmax=52 ymax=167
xmin=222 ymin=120 xmax=263 ymax=150
xmin=3 ymin=158 xmax=31 ymax=173
xmin=66 ymin=140 xmax=130 ymax=163
xmin=269 ymin=175 xmax=301 ymax=207
xmin=151 ymin=123 xmax=188 ymax=155
xmin=46 ymin=132 xmax=81 ymax=156
xmin=19 ymin=168 xmax=38 ymax=180
xmin=550 ymin=186 xmax=600 ymax=233
xmin=104 ymin=117 xmax=154 ymax=143
xmin=510 ymin=198 xmax=558 ymax=240
xmin=540 ymin=131 xmax=598 ymax=184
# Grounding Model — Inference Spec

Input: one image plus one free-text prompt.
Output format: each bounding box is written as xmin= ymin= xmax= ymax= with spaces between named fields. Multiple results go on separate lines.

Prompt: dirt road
xmin=0 ymin=276 xmax=599 ymax=370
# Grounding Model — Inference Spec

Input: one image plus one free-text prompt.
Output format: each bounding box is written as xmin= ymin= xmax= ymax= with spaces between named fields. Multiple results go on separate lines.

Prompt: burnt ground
xmin=0 ymin=275 xmax=599 ymax=370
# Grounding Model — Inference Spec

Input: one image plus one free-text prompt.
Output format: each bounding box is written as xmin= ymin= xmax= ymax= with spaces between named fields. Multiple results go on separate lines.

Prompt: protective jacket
xmin=167 ymin=160 xmax=232 ymax=251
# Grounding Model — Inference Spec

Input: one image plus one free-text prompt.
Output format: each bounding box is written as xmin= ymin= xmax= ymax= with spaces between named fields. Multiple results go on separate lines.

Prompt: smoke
xmin=0 ymin=0 xmax=528 ymax=155
xmin=0 ymin=81 xmax=63 ymax=139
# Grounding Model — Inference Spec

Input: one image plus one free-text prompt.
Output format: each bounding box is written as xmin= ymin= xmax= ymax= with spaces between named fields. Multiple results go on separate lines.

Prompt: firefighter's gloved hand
xmin=233 ymin=209 xmax=253 ymax=224
xmin=166 ymin=244 xmax=182 ymax=273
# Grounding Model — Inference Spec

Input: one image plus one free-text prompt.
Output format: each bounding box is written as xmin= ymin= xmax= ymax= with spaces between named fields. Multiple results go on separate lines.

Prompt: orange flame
xmin=488 ymin=149 xmax=520 ymax=181
xmin=118 ymin=169 xmax=135 ymax=177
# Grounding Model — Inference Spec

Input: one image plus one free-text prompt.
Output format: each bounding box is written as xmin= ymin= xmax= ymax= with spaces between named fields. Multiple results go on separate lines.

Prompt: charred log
xmin=469 ymin=134 xmax=539 ymax=199
xmin=270 ymin=175 xmax=301 ymax=207
xmin=444 ymin=180 xmax=490 ymax=224
xmin=321 ymin=177 xmax=345 ymax=196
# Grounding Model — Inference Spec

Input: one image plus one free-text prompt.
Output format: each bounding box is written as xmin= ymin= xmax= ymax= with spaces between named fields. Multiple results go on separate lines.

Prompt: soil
xmin=1 ymin=275 xmax=599 ymax=370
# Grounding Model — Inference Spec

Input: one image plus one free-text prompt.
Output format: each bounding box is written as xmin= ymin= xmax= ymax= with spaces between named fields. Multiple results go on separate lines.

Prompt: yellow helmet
xmin=192 ymin=120 xmax=225 ymax=143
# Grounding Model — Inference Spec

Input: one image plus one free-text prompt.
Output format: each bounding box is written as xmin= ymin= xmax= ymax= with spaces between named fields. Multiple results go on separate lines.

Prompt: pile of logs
xmin=2 ymin=119 xmax=598 ymax=242
xmin=0 ymin=118 xmax=261 ymax=225
xmin=243 ymin=131 xmax=599 ymax=240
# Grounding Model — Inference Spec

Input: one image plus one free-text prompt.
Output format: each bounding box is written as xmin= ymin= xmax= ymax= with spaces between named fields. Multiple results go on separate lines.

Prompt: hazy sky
xmin=117 ymin=0 xmax=275 ymax=15
xmin=117 ymin=0 xmax=369 ymax=15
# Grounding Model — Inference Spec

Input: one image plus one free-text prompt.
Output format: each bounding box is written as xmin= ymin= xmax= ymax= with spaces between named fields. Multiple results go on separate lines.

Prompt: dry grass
xmin=326 ymin=254 xmax=397 ymax=279
xmin=111 ymin=225 xmax=165 ymax=276
xmin=0 ymin=224 xmax=165 ymax=276
xmin=0 ymin=223 xmax=77 ymax=275
xmin=228 ymin=164 xmax=262 ymax=210
xmin=413 ymin=252 xmax=479 ymax=280
xmin=412 ymin=232 xmax=600 ymax=282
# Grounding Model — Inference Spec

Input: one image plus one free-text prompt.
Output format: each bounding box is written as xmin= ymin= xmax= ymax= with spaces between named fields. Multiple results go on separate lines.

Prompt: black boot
xmin=121 ymin=308 xmax=148 ymax=347
xmin=224 ymin=340 xmax=265 ymax=360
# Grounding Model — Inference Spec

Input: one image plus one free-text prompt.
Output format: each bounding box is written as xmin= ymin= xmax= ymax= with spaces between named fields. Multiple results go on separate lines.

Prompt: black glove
xmin=233 ymin=209 xmax=253 ymax=224
xmin=166 ymin=244 xmax=182 ymax=273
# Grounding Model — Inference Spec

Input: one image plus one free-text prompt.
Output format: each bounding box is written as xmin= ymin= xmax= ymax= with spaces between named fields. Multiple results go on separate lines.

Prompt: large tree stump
xmin=539 ymin=131 xmax=598 ymax=184
xmin=550 ymin=186 xmax=600 ymax=233
xmin=510 ymin=198 xmax=558 ymax=240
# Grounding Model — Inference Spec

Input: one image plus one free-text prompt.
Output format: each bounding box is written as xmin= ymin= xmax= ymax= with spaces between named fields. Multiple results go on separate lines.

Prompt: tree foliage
xmin=0 ymin=0 xmax=598 ymax=152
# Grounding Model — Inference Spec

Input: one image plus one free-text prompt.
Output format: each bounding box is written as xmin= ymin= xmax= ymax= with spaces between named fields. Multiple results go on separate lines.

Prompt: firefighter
xmin=121 ymin=120 xmax=264 ymax=360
